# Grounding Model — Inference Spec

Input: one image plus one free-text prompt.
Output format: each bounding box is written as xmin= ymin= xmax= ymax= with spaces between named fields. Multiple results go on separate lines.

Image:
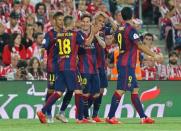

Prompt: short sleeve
xmin=129 ymin=28 xmax=140 ymax=45
xmin=76 ymin=31 xmax=85 ymax=45
xmin=42 ymin=32 xmax=51 ymax=49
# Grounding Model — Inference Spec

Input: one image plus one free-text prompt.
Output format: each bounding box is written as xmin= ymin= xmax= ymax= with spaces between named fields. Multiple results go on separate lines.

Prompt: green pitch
xmin=1 ymin=117 xmax=181 ymax=131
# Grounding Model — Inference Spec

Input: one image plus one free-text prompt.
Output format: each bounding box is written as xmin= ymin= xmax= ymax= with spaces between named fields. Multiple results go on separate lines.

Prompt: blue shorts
xmin=81 ymin=73 xmax=100 ymax=95
xmin=117 ymin=66 xmax=139 ymax=91
xmin=98 ymin=67 xmax=108 ymax=88
xmin=55 ymin=71 xmax=76 ymax=92
xmin=47 ymin=72 xmax=55 ymax=90
xmin=75 ymin=71 xmax=83 ymax=90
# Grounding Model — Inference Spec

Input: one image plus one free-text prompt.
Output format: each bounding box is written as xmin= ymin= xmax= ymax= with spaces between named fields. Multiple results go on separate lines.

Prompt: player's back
xmin=115 ymin=23 xmax=139 ymax=68
xmin=56 ymin=30 xmax=80 ymax=71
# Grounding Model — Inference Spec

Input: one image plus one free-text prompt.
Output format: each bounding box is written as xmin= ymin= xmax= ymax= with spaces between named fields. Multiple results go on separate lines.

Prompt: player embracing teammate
xmin=37 ymin=7 xmax=158 ymax=125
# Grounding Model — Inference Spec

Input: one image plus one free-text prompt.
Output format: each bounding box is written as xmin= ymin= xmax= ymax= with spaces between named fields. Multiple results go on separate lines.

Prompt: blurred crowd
xmin=0 ymin=0 xmax=180 ymax=81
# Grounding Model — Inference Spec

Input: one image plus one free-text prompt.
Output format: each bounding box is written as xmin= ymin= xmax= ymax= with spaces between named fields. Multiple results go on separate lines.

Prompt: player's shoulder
xmin=45 ymin=29 xmax=55 ymax=37
xmin=125 ymin=24 xmax=139 ymax=39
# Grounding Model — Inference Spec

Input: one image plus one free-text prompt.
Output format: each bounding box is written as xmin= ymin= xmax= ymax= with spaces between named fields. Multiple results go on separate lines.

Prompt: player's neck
xmin=82 ymin=28 xmax=91 ymax=35
xmin=54 ymin=27 xmax=62 ymax=32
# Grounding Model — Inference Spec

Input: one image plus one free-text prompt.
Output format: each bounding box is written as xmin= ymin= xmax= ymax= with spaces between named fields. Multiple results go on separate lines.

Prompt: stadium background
xmin=0 ymin=0 xmax=181 ymax=131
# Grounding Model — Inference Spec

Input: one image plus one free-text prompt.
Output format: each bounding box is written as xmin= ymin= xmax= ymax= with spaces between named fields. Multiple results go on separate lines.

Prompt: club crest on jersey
xmin=82 ymin=43 xmax=95 ymax=49
xmin=133 ymin=33 xmax=139 ymax=39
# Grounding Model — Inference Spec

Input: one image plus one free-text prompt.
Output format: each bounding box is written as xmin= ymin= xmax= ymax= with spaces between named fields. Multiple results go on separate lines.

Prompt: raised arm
xmin=95 ymin=32 xmax=106 ymax=48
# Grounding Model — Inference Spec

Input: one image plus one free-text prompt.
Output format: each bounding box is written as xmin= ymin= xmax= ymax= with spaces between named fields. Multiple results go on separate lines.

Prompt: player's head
xmin=81 ymin=13 xmax=92 ymax=31
xmin=95 ymin=14 xmax=106 ymax=30
xmin=63 ymin=15 xmax=74 ymax=30
xmin=53 ymin=12 xmax=64 ymax=29
xmin=115 ymin=10 xmax=123 ymax=23
xmin=143 ymin=33 xmax=154 ymax=46
xmin=105 ymin=28 xmax=114 ymax=45
xmin=121 ymin=7 xmax=133 ymax=21
xmin=169 ymin=51 xmax=178 ymax=65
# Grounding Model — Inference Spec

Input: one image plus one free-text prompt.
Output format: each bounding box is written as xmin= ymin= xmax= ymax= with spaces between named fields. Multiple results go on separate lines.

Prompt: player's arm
xmin=99 ymin=11 xmax=118 ymax=31
xmin=95 ymin=32 xmax=106 ymax=48
xmin=137 ymin=42 xmax=155 ymax=57
xmin=85 ymin=28 xmax=95 ymax=45
xmin=130 ymin=29 xmax=158 ymax=60
xmin=41 ymin=33 xmax=51 ymax=50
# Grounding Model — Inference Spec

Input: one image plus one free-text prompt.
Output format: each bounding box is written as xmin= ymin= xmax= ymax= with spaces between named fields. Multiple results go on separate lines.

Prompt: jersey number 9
xmin=117 ymin=33 xmax=125 ymax=53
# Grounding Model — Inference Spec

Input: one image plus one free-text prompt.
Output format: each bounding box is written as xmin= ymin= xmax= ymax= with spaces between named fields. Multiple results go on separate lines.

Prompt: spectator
xmin=0 ymin=22 xmax=10 ymax=60
xmin=1 ymin=53 xmax=20 ymax=77
xmin=0 ymin=0 xmax=12 ymax=23
xmin=26 ymin=32 xmax=45 ymax=60
xmin=28 ymin=57 xmax=46 ymax=80
xmin=76 ymin=0 xmax=87 ymax=20
xmin=170 ymin=6 xmax=181 ymax=46
xmin=44 ymin=11 xmax=54 ymax=33
xmin=26 ymin=14 xmax=35 ymax=27
xmin=114 ymin=10 xmax=124 ymax=25
xmin=35 ymin=2 xmax=47 ymax=24
xmin=166 ymin=51 xmax=181 ymax=80
xmin=86 ymin=0 xmax=101 ymax=15
xmin=141 ymin=33 xmax=163 ymax=80
xmin=2 ymin=33 xmax=26 ymax=65
xmin=63 ymin=0 xmax=74 ymax=16
xmin=22 ymin=24 xmax=34 ymax=49
xmin=159 ymin=0 xmax=177 ymax=52
xmin=4 ymin=11 xmax=23 ymax=35
xmin=34 ymin=21 xmax=44 ymax=34
xmin=11 ymin=0 xmax=21 ymax=14
xmin=98 ymin=3 xmax=111 ymax=16
xmin=6 ymin=60 xmax=34 ymax=80
xmin=21 ymin=0 xmax=35 ymax=16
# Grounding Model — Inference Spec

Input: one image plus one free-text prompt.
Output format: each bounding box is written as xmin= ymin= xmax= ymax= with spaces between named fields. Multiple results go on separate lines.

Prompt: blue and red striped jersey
xmin=115 ymin=23 xmax=140 ymax=68
xmin=42 ymin=29 xmax=59 ymax=73
xmin=78 ymin=38 xmax=98 ymax=74
xmin=55 ymin=30 xmax=85 ymax=71
xmin=95 ymin=40 xmax=106 ymax=68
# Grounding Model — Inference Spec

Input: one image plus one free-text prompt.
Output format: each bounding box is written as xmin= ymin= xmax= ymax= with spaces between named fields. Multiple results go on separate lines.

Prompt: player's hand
xmin=95 ymin=31 xmax=100 ymax=37
xmin=91 ymin=24 xmax=99 ymax=34
xmin=153 ymin=54 xmax=161 ymax=61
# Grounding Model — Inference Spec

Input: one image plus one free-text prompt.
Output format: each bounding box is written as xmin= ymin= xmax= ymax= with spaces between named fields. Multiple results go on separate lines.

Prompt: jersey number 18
xmin=57 ymin=39 xmax=71 ymax=56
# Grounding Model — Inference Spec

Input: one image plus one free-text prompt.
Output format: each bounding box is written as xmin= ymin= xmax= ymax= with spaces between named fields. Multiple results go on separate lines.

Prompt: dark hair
xmin=34 ymin=32 xmax=43 ymax=39
xmin=35 ymin=22 xmax=44 ymax=31
xmin=53 ymin=12 xmax=64 ymax=19
xmin=64 ymin=15 xmax=74 ymax=27
xmin=35 ymin=2 xmax=46 ymax=14
xmin=8 ymin=33 xmax=23 ymax=51
xmin=169 ymin=51 xmax=178 ymax=58
xmin=121 ymin=7 xmax=133 ymax=21
xmin=81 ymin=13 xmax=92 ymax=21
xmin=17 ymin=60 xmax=27 ymax=69
xmin=28 ymin=57 xmax=43 ymax=78
xmin=144 ymin=33 xmax=154 ymax=41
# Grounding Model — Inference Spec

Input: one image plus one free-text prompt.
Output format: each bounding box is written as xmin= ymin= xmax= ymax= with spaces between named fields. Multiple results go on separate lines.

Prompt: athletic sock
xmin=108 ymin=92 xmax=122 ymax=119
xmin=42 ymin=92 xmax=61 ymax=114
xmin=75 ymin=93 xmax=84 ymax=120
xmin=92 ymin=93 xmax=103 ymax=118
xmin=131 ymin=94 xmax=147 ymax=118
xmin=83 ymin=96 xmax=89 ymax=119
xmin=60 ymin=90 xmax=73 ymax=113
